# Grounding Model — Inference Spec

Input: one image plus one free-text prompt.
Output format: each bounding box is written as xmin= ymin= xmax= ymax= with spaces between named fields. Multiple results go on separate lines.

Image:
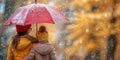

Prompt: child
xmin=24 ymin=26 xmax=57 ymax=60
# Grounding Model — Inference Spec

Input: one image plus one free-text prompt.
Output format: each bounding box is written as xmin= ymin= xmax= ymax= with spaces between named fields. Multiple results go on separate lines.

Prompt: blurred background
xmin=0 ymin=0 xmax=120 ymax=60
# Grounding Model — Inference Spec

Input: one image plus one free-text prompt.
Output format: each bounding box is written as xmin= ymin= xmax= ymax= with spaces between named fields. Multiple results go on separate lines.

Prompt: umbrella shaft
xmin=35 ymin=0 xmax=37 ymax=4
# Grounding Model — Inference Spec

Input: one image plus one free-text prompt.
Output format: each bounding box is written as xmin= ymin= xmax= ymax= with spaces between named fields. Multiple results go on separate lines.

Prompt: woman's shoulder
xmin=21 ymin=35 xmax=35 ymax=39
xmin=21 ymin=35 xmax=38 ymax=43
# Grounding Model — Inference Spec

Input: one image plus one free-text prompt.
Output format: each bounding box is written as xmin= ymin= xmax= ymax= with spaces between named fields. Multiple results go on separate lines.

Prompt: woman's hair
xmin=12 ymin=24 xmax=31 ymax=50
xmin=12 ymin=31 xmax=27 ymax=49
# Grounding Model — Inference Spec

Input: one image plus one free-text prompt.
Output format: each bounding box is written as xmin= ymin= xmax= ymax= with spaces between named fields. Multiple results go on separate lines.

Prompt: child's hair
xmin=36 ymin=26 xmax=48 ymax=41
xmin=38 ymin=26 xmax=47 ymax=32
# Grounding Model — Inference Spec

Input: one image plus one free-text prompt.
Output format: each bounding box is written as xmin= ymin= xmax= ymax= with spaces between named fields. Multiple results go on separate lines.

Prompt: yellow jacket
xmin=7 ymin=35 xmax=37 ymax=60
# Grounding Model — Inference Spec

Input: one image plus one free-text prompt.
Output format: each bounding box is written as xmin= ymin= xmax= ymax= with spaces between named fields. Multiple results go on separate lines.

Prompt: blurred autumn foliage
xmin=1 ymin=0 xmax=120 ymax=60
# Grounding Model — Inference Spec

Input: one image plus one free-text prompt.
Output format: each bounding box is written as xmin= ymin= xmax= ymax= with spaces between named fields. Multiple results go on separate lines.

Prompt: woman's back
xmin=7 ymin=35 xmax=37 ymax=60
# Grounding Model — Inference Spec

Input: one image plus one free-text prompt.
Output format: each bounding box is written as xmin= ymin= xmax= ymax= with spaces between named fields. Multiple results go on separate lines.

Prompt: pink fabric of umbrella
xmin=5 ymin=4 xmax=68 ymax=26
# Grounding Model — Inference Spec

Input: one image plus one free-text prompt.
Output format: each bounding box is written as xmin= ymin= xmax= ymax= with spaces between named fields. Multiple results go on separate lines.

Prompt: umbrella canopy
xmin=5 ymin=4 xmax=68 ymax=26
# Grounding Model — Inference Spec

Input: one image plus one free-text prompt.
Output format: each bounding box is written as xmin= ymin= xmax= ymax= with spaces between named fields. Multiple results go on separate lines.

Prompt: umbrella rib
xmin=43 ymin=5 xmax=55 ymax=24
xmin=24 ymin=4 xmax=35 ymax=25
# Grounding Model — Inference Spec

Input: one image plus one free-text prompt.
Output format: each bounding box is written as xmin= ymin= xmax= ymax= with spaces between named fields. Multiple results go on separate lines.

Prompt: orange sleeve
xmin=24 ymin=48 xmax=35 ymax=60
xmin=7 ymin=39 xmax=13 ymax=60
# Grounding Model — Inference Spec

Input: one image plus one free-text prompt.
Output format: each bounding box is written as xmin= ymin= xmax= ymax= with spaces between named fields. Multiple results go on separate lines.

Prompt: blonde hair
xmin=36 ymin=26 xmax=48 ymax=41
xmin=36 ymin=31 xmax=48 ymax=41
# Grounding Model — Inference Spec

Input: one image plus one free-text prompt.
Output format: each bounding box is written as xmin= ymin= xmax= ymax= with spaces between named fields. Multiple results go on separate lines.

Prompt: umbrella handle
xmin=35 ymin=0 xmax=37 ymax=4
xmin=36 ymin=24 xmax=38 ymax=32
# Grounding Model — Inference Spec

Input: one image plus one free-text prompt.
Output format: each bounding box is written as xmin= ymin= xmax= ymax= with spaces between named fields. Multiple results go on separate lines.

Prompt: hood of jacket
xmin=33 ymin=42 xmax=53 ymax=55
xmin=12 ymin=35 xmax=37 ymax=50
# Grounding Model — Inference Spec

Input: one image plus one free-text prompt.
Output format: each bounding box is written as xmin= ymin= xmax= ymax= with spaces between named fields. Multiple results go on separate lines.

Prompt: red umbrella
xmin=5 ymin=4 xmax=68 ymax=26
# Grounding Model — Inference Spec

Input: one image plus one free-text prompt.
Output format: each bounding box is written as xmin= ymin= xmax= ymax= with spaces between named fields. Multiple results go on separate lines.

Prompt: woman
xmin=7 ymin=24 xmax=38 ymax=60
xmin=24 ymin=26 xmax=57 ymax=60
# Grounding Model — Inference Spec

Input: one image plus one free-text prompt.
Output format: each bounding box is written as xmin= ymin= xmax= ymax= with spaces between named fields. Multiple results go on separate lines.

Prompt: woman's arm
xmin=24 ymin=48 xmax=35 ymax=60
